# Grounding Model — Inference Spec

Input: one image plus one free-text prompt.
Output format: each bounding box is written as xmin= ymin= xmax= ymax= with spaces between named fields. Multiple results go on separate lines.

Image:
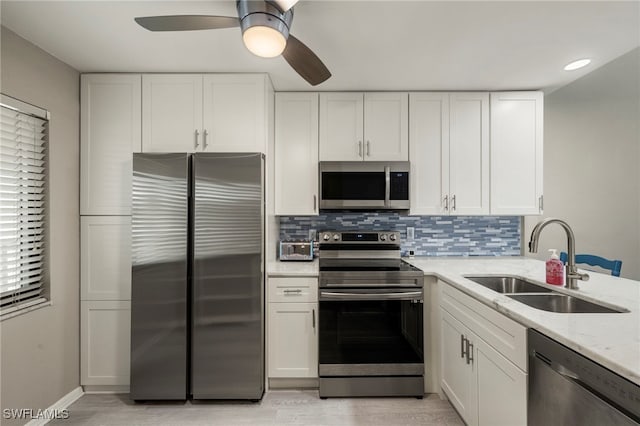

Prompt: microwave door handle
xmin=384 ymin=166 xmax=390 ymax=208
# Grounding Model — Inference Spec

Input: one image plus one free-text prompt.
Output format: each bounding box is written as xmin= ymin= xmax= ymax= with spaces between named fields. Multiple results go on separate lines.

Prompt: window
xmin=0 ymin=94 xmax=49 ymax=316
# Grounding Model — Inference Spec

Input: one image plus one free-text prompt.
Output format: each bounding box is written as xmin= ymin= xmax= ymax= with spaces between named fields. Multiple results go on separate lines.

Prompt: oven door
xmin=319 ymin=288 xmax=424 ymax=377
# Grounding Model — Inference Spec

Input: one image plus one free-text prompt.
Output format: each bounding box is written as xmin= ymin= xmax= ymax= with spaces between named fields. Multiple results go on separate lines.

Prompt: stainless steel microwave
xmin=319 ymin=161 xmax=410 ymax=210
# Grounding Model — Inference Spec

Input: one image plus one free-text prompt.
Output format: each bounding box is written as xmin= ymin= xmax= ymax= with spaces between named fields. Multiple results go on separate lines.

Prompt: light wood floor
xmin=50 ymin=391 xmax=464 ymax=425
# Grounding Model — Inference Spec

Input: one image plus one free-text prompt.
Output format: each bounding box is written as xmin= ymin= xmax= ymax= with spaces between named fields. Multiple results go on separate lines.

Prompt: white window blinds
xmin=0 ymin=97 xmax=48 ymax=311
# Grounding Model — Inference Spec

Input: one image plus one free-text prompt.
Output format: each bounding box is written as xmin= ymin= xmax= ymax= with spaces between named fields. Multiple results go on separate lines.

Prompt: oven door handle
xmin=319 ymin=290 xmax=423 ymax=301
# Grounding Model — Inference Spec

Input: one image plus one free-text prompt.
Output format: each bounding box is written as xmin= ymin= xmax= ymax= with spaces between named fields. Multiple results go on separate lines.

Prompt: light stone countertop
xmin=404 ymin=256 xmax=640 ymax=386
xmin=268 ymin=256 xmax=640 ymax=386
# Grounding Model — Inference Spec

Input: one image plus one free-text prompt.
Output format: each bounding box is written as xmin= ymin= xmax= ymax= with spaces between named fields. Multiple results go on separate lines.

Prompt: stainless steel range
xmin=318 ymin=231 xmax=424 ymax=398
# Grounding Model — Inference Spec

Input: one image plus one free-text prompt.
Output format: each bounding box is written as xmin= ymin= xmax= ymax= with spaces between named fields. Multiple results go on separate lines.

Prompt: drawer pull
xmin=283 ymin=289 xmax=303 ymax=294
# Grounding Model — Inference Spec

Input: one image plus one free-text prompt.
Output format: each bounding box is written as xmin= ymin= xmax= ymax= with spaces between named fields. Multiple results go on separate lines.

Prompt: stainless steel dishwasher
xmin=528 ymin=329 xmax=640 ymax=426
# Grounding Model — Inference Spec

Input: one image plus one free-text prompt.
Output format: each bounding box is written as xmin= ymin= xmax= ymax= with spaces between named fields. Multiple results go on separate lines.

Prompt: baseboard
xmin=24 ymin=386 xmax=83 ymax=426
xmin=83 ymin=385 xmax=130 ymax=394
xmin=268 ymin=378 xmax=319 ymax=389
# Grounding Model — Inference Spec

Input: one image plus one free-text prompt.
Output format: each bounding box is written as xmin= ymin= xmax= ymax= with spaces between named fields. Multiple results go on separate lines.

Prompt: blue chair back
xmin=559 ymin=252 xmax=622 ymax=277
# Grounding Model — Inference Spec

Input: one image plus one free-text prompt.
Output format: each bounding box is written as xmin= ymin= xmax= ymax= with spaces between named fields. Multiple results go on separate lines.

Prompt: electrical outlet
xmin=308 ymin=229 xmax=316 ymax=241
xmin=407 ymin=227 xmax=415 ymax=240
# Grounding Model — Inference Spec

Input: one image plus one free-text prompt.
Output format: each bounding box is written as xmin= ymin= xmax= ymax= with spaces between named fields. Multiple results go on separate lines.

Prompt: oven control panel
xmin=319 ymin=231 xmax=400 ymax=244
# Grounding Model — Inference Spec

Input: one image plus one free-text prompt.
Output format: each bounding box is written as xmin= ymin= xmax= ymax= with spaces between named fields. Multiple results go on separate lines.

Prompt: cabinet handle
xmin=466 ymin=340 xmax=474 ymax=365
xmin=444 ymin=195 xmax=449 ymax=212
xmin=203 ymin=129 xmax=208 ymax=149
xmin=313 ymin=195 xmax=317 ymax=212
xmin=312 ymin=308 xmax=316 ymax=331
xmin=194 ymin=129 xmax=200 ymax=149
xmin=283 ymin=289 xmax=302 ymax=294
xmin=451 ymin=195 xmax=457 ymax=212
xmin=366 ymin=140 xmax=371 ymax=157
xmin=461 ymin=334 xmax=467 ymax=358
xmin=539 ymin=195 xmax=544 ymax=212
xmin=358 ymin=141 xmax=363 ymax=157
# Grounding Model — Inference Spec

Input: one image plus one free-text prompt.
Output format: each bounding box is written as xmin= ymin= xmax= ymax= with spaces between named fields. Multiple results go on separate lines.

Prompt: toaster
xmin=279 ymin=241 xmax=314 ymax=261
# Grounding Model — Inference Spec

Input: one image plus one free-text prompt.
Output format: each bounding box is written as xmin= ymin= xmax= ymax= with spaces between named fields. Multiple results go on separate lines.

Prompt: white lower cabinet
xmin=268 ymin=302 xmax=318 ymax=378
xmin=81 ymin=301 xmax=131 ymax=386
xmin=440 ymin=282 xmax=527 ymax=426
xmin=441 ymin=309 xmax=477 ymax=422
xmin=267 ymin=277 xmax=318 ymax=379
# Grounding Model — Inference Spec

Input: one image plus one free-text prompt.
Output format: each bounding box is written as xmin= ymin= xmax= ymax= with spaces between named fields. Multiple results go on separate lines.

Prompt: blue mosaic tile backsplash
xmin=279 ymin=213 xmax=521 ymax=257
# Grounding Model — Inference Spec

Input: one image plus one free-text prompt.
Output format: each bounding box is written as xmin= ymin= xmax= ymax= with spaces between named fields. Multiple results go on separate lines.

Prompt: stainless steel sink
xmin=465 ymin=275 xmax=552 ymax=293
xmin=506 ymin=294 xmax=628 ymax=313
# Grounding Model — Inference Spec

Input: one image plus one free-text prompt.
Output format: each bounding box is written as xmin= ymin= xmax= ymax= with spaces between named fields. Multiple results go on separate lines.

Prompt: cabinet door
xmin=81 ymin=216 xmax=131 ymax=301
xmin=142 ymin=74 xmax=203 ymax=153
xmin=475 ymin=335 xmax=527 ymax=426
xmin=275 ymin=93 xmax=319 ymax=215
xmin=409 ymin=93 xmax=449 ymax=215
xmin=364 ymin=92 xmax=409 ymax=161
xmin=490 ymin=92 xmax=543 ymax=215
xmin=81 ymin=301 xmax=131 ymax=386
xmin=81 ymin=74 xmax=141 ymax=215
xmin=268 ymin=302 xmax=318 ymax=378
xmin=441 ymin=308 xmax=476 ymax=425
xmin=449 ymin=93 xmax=489 ymax=215
xmin=203 ymin=74 xmax=267 ymax=153
xmin=319 ymin=93 xmax=363 ymax=161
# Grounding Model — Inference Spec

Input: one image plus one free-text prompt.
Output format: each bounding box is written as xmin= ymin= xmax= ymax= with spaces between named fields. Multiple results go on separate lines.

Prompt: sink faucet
xmin=529 ymin=218 xmax=589 ymax=290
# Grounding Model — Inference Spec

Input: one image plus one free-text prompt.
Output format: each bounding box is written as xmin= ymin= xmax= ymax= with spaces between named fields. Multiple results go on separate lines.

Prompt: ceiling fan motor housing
xmin=237 ymin=0 xmax=294 ymax=40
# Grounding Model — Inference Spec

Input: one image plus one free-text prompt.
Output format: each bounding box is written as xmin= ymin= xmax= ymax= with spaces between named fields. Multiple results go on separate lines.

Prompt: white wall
xmin=0 ymin=27 xmax=80 ymax=425
xmin=524 ymin=48 xmax=640 ymax=280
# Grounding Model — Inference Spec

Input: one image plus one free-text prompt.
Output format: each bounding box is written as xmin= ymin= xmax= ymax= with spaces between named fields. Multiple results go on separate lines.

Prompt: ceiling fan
xmin=135 ymin=0 xmax=331 ymax=86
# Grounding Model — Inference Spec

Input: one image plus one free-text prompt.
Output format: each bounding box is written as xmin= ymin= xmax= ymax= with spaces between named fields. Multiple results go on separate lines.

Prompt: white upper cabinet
xmin=203 ymin=74 xmax=268 ymax=153
xmin=81 ymin=74 xmax=141 ymax=215
xmin=319 ymin=92 xmax=363 ymax=161
xmin=410 ymin=92 xmax=488 ymax=215
xmin=409 ymin=93 xmax=449 ymax=215
xmin=363 ymin=92 xmax=409 ymax=161
xmin=319 ymin=92 xmax=408 ymax=161
xmin=275 ymin=93 xmax=319 ymax=216
xmin=142 ymin=74 xmax=269 ymax=153
xmin=142 ymin=74 xmax=203 ymax=153
xmin=449 ymin=92 xmax=490 ymax=215
xmin=490 ymin=92 xmax=544 ymax=215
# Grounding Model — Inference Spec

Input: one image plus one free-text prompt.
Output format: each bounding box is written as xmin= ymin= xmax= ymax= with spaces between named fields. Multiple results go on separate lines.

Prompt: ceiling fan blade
xmin=282 ymin=34 xmax=331 ymax=86
xmin=135 ymin=15 xmax=239 ymax=32
xmin=270 ymin=0 xmax=300 ymax=12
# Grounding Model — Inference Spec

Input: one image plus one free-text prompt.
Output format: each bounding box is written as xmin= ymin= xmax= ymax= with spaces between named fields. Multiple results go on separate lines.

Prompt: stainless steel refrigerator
xmin=130 ymin=153 xmax=264 ymax=401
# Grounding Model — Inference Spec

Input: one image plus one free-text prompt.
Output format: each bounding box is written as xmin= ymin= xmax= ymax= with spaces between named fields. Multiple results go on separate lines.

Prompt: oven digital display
xmin=341 ymin=233 xmax=378 ymax=242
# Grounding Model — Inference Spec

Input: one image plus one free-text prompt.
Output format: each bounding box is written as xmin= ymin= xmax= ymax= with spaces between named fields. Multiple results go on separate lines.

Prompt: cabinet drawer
xmin=269 ymin=277 xmax=318 ymax=303
xmin=440 ymin=281 xmax=527 ymax=371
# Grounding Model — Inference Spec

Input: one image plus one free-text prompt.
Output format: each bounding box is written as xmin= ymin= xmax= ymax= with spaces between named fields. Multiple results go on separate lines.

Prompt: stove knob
xmin=380 ymin=234 xmax=387 ymax=241
xmin=333 ymin=234 xmax=340 ymax=241
xmin=390 ymin=234 xmax=397 ymax=241
xmin=322 ymin=233 xmax=330 ymax=241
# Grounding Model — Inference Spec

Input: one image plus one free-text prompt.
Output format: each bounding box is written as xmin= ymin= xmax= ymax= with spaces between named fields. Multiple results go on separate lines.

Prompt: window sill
xmin=1 ymin=298 xmax=51 ymax=321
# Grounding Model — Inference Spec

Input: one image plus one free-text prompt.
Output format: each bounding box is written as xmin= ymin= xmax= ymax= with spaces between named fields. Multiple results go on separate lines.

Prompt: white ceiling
xmin=2 ymin=1 xmax=639 ymax=91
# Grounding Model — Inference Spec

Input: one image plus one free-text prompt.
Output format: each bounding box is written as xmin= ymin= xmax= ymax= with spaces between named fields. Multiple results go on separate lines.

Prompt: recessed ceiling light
xmin=564 ymin=59 xmax=591 ymax=71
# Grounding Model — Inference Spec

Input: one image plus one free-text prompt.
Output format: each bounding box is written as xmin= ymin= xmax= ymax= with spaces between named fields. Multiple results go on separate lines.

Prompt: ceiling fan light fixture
xmin=242 ymin=25 xmax=287 ymax=58
xmin=237 ymin=0 xmax=293 ymax=58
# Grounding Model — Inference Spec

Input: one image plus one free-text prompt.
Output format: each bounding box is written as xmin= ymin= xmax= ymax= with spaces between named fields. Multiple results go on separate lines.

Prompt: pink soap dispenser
xmin=546 ymin=249 xmax=564 ymax=286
